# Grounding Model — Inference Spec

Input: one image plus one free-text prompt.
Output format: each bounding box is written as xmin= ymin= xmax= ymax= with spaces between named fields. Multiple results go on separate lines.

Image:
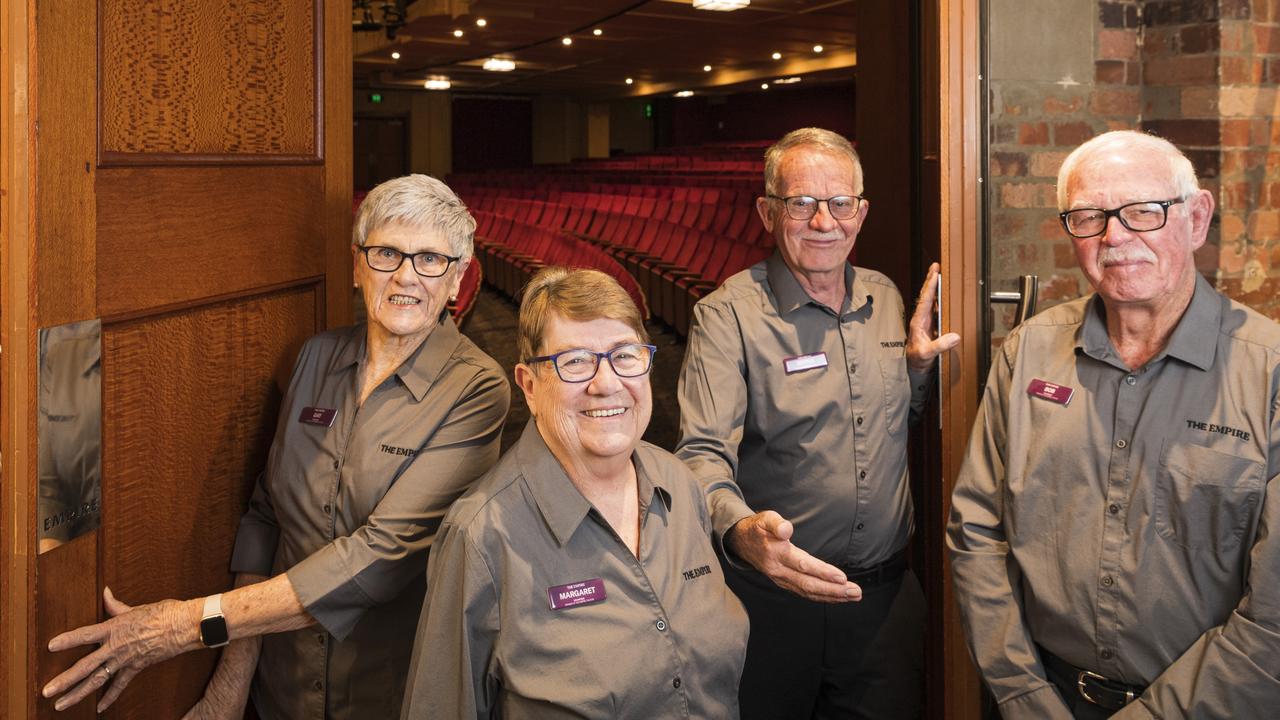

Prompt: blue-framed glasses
xmin=525 ymin=343 xmax=658 ymax=383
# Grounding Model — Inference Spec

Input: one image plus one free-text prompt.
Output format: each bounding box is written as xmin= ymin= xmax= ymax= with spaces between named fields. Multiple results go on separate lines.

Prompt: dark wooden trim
xmin=94 ymin=0 xmax=325 ymax=168
xmin=99 ymin=276 xmax=324 ymax=328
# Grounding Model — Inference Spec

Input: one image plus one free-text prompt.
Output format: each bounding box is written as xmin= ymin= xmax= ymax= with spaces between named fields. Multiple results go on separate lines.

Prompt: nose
xmin=808 ymin=201 xmax=839 ymax=232
xmin=1099 ymin=214 xmax=1134 ymax=246
xmin=391 ymin=256 xmax=421 ymax=284
xmin=587 ymin=357 xmax=624 ymax=395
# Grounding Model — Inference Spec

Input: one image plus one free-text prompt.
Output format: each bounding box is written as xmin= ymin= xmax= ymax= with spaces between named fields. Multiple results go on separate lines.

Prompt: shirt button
xmin=856 ymin=522 xmax=865 ymax=530
xmin=849 ymin=362 xmax=857 ymax=374
xmin=317 ymin=634 xmax=326 ymax=645
xmin=856 ymin=416 xmax=864 ymax=426
xmin=1115 ymin=439 xmax=1127 ymax=449
xmin=859 ymin=470 xmax=867 ymax=479
xmin=1108 ymin=503 xmax=1121 ymax=515
xmin=655 ymin=619 xmax=667 ymax=631
xmin=332 ymin=460 xmax=339 ymax=470
xmin=1125 ymin=375 xmax=1137 ymax=385
xmin=672 ymin=677 xmax=682 ymax=689
xmin=1100 ymin=648 xmax=1114 ymax=660
xmin=323 ymin=504 xmax=331 ymax=514
xmin=312 ymin=680 xmax=323 ymax=691
xmin=1101 ymin=575 xmax=1114 ymax=587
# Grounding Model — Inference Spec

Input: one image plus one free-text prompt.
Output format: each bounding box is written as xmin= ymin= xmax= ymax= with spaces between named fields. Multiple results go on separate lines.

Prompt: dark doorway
xmin=354 ymin=115 xmax=409 ymax=192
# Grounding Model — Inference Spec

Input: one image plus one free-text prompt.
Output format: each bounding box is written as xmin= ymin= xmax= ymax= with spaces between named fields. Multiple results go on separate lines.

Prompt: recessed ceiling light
xmin=453 ymin=29 xmax=464 ymax=38
xmin=813 ymin=44 xmax=824 ymax=53
xmin=625 ymin=77 xmax=634 ymax=85
xmin=482 ymin=58 xmax=515 ymax=72
xmin=774 ymin=76 xmax=803 ymax=84
xmin=771 ymin=52 xmax=782 ymax=60
xmin=391 ymin=51 xmax=401 ymax=59
xmin=562 ymin=37 xmax=573 ymax=46
xmin=424 ymin=77 xmax=451 ymax=90
xmin=476 ymin=18 xmax=487 ymax=27
xmin=675 ymin=90 xmax=694 ymax=98
xmin=692 ymin=0 xmax=751 ymax=10
xmin=761 ymin=83 xmax=769 ymax=89
xmin=703 ymin=65 xmax=712 ymax=72
xmin=593 ymin=28 xmax=603 ymax=36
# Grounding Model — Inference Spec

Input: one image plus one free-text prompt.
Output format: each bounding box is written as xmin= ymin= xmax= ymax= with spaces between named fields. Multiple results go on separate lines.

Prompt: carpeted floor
xmin=460 ymin=285 xmax=688 ymax=454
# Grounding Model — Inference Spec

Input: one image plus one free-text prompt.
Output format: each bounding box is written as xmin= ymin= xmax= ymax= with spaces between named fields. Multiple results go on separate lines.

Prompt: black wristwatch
xmin=199 ymin=594 xmax=230 ymax=648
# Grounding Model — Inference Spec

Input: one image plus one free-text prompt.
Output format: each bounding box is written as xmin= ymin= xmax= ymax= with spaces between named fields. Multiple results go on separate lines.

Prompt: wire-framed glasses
xmin=766 ymin=194 xmax=865 ymax=221
xmin=525 ymin=343 xmax=658 ymax=383
xmin=1059 ymin=198 xmax=1185 ymax=239
xmin=361 ymin=245 xmax=460 ymax=278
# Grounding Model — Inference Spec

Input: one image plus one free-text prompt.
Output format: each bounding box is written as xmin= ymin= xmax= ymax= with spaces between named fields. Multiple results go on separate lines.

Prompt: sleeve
xmin=674 ymin=301 xmax=756 ymax=558
xmin=1122 ymin=365 xmax=1280 ymax=718
xmin=945 ymin=333 xmax=1073 ymax=719
xmin=907 ymin=365 xmax=934 ymax=427
xmin=286 ymin=366 xmax=511 ymax=640
xmin=401 ymin=522 xmax=500 ymax=720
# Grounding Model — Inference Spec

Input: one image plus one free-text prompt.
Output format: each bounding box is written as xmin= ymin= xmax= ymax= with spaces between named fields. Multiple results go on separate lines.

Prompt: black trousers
xmin=726 ymin=563 xmax=925 ymax=720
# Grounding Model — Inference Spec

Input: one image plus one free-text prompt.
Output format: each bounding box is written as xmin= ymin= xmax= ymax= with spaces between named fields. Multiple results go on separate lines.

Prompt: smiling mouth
xmin=583 ymin=408 xmax=627 ymax=418
xmin=389 ymin=294 xmax=421 ymax=306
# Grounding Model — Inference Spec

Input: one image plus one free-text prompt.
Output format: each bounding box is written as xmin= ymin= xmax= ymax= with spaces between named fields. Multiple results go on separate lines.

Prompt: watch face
xmin=200 ymin=616 xmax=229 ymax=647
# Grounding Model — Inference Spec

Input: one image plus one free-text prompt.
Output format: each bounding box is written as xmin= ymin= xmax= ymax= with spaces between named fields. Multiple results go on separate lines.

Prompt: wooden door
xmin=2 ymin=2 xmax=351 ymax=718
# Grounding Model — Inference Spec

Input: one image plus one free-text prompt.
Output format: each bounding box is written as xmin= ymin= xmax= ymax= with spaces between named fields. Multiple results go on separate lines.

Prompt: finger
xmin=778 ymin=567 xmax=861 ymax=603
xmin=934 ymin=332 xmax=961 ymax=352
xmin=103 ymin=586 xmax=133 ymax=617
xmin=786 ymin=546 xmax=847 ymax=584
xmin=47 ymin=621 xmax=108 ymax=653
xmin=52 ymin=661 xmax=112 ymax=712
xmin=43 ymin=645 xmax=111 ymax=698
xmin=96 ymin=666 xmax=138 ymax=713
xmin=755 ymin=511 xmax=793 ymax=541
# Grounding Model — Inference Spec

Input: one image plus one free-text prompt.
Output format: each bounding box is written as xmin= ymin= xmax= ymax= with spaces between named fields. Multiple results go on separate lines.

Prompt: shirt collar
xmin=516 ymin=420 xmax=673 ymax=547
xmin=765 ymin=250 xmax=869 ymax=315
xmin=330 ymin=316 xmax=462 ymax=402
xmin=1077 ymin=273 xmax=1220 ymax=371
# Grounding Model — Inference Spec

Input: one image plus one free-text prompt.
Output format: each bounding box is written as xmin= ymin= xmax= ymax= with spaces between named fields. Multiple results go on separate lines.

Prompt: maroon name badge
xmin=1027 ymin=378 xmax=1074 ymax=406
xmin=299 ymin=406 xmax=337 ymax=427
xmin=547 ymin=578 xmax=607 ymax=610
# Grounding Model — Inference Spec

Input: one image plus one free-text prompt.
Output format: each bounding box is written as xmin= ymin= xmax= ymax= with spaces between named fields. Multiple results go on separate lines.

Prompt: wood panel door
xmin=3 ymin=1 xmax=351 ymax=718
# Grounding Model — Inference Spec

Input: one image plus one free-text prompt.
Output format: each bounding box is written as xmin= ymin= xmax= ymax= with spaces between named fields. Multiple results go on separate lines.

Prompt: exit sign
xmin=369 ymin=93 xmax=383 ymax=104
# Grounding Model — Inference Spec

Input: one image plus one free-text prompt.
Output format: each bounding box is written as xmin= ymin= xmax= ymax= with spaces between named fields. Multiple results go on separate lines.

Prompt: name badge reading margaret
xmin=548 ymin=578 xmax=607 ymax=610
xmin=1027 ymin=378 xmax=1074 ymax=406
xmin=299 ymin=406 xmax=337 ymax=427
xmin=783 ymin=352 xmax=828 ymax=375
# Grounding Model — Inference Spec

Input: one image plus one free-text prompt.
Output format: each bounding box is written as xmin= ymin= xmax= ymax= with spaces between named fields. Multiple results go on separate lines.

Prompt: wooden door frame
xmin=938 ymin=0 xmax=985 ymax=716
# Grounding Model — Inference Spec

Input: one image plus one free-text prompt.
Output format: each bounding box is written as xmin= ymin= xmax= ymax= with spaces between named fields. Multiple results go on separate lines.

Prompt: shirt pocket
xmin=1155 ymin=441 xmax=1264 ymax=552
xmin=878 ymin=356 xmax=910 ymax=436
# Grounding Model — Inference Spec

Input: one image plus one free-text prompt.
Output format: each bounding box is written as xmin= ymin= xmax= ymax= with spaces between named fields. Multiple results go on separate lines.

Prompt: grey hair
xmin=763 ymin=127 xmax=864 ymax=197
xmin=1056 ymin=130 xmax=1200 ymax=211
xmin=353 ymin=174 xmax=477 ymax=261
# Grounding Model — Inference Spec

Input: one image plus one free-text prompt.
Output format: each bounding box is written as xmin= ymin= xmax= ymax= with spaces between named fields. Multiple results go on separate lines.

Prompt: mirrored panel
xmin=37 ymin=318 xmax=102 ymax=553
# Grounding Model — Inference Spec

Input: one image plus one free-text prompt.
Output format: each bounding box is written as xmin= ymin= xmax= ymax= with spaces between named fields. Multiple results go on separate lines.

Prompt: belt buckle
xmin=1076 ymin=670 xmax=1135 ymax=707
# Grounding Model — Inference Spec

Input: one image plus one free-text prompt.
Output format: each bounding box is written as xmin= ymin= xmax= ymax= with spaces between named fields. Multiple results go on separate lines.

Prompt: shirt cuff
xmin=286 ymin=544 xmax=375 ymax=641
xmin=229 ymin=516 xmax=279 ymax=577
xmin=996 ymin=685 xmax=1073 ymax=720
xmin=708 ymin=487 xmax=754 ymax=570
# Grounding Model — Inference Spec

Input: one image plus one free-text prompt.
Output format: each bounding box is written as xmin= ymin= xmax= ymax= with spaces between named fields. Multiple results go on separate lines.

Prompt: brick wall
xmin=987 ymin=0 xmax=1280 ymax=340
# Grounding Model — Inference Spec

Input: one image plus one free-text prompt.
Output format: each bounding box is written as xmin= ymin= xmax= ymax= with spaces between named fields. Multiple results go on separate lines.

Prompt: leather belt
xmin=1039 ymin=646 xmax=1145 ymax=711
xmin=837 ymin=548 xmax=907 ymax=590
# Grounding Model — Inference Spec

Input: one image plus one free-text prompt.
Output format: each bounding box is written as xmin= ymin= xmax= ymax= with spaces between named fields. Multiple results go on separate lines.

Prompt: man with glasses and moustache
xmin=676 ymin=127 xmax=959 ymax=719
xmin=949 ymin=130 xmax=1280 ymax=717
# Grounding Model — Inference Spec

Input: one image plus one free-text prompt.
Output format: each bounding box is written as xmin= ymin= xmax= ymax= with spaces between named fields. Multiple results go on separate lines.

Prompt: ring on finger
xmin=100 ymin=664 xmax=113 ymax=679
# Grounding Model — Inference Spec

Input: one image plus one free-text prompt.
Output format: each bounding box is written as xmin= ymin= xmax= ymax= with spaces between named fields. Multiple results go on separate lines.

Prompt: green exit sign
xmin=644 ymin=103 xmax=652 ymax=118
xmin=369 ymin=93 xmax=383 ymax=104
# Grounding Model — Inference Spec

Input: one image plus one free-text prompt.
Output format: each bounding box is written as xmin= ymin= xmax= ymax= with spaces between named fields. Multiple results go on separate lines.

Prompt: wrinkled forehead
xmin=1066 ymin=151 xmax=1177 ymax=209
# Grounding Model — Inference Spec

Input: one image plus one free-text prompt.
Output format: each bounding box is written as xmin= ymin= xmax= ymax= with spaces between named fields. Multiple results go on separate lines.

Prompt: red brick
xmin=1221 ymin=119 xmax=1252 ymax=147
xmin=999 ymin=182 xmax=1057 ymax=209
xmin=1091 ymin=88 xmax=1141 ymax=116
xmin=1053 ymin=121 xmax=1095 ymax=146
xmin=1267 ymin=181 xmax=1280 ymax=208
xmin=1098 ymin=29 xmax=1140 ymax=60
xmin=1143 ymin=28 xmax=1176 ymax=56
xmin=1018 ymin=122 xmax=1050 ymax=145
xmin=991 ymin=212 xmax=1026 ymax=237
xmin=1053 ymin=242 xmax=1077 ymax=269
xmin=1029 ymin=151 xmax=1068 ymax=177
xmin=1248 ymin=210 xmax=1280 ymax=238
xmin=1221 ymin=212 xmax=1247 ymax=243
xmin=1220 ymin=56 xmax=1260 ymax=84
xmin=1180 ymin=86 xmax=1219 ymax=117
xmin=1141 ymin=118 xmax=1220 ymax=147
xmin=1039 ymin=216 xmax=1065 ymax=241
xmin=1267 ymin=57 xmax=1280 ymax=84
xmin=1179 ymin=24 xmax=1220 ymax=54
xmin=991 ymin=151 xmax=1028 ymax=177
xmin=1040 ymin=274 xmax=1082 ymax=304
xmin=1255 ymin=25 xmax=1280 ymax=53
xmin=1221 ymin=22 xmax=1247 ymax=52
xmin=1220 ymin=181 xmax=1251 ymax=209
xmin=1144 ymin=55 xmax=1219 ymax=85
xmin=1096 ymin=60 xmax=1127 ymax=84
xmin=1222 ymin=150 xmax=1267 ymax=175
xmin=1042 ymin=95 xmax=1083 ymax=114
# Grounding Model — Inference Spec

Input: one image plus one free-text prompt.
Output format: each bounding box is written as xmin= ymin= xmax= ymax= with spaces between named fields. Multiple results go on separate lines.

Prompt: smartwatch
xmin=199 ymin=594 xmax=230 ymax=648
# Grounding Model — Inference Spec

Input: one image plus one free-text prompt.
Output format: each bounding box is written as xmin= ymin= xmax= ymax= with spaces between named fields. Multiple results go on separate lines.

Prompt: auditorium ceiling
xmin=353 ymin=0 xmax=857 ymax=97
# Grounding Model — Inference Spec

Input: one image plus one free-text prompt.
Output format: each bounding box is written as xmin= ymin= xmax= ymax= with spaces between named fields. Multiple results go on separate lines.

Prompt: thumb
xmin=103 ymin=586 xmax=131 ymax=617
xmin=767 ymin=515 xmax=794 ymax=542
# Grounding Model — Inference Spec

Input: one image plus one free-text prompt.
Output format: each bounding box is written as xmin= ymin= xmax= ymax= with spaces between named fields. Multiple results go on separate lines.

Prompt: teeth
xmin=389 ymin=295 xmax=420 ymax=306
xmin=585 ymin=408 xmax=626 ymax=418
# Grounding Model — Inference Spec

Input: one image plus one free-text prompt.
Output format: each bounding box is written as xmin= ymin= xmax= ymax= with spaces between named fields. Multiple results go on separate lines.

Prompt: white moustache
xmin=1099 ymin=247 xmax=1157 ymax=266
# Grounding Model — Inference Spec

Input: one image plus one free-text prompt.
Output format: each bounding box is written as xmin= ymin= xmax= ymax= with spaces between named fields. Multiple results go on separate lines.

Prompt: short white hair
xmin=1056 ymin=130 xmax=1200 ymax=210
xmin=763 ymin=127 xmax=864 ymax=197
xmin=353 ymin=174 xmax=476 ymax=260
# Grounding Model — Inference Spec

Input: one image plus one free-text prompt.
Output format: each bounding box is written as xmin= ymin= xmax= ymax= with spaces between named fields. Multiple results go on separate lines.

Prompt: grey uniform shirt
xmin=401 ymin=420 xmax=750 ymax=720
xmin=676 ymin=252 xmax=931 ymax=573
xmin=230 ymin=319 xmax=510 ymax=720
xmin=948 ymin=275 xmax=1280 ymax=719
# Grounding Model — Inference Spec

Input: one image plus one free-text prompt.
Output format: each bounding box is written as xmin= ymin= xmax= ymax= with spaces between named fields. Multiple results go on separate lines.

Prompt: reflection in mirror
xmin=37 ymin=319 xmax=102 ymax=553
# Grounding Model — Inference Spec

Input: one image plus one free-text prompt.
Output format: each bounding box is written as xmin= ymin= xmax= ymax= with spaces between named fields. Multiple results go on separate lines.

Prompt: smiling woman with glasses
xmin=403 ymin=267 xmax=749 ymax=720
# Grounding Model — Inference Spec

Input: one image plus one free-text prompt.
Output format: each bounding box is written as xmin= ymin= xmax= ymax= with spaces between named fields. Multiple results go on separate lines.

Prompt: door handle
xmin=989 ymin=275 xmax=1039 ymax=327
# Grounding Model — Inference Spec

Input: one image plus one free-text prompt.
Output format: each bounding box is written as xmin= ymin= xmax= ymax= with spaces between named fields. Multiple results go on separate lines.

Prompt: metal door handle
xmin=990 ymin=275 xmax=1039 ymax=327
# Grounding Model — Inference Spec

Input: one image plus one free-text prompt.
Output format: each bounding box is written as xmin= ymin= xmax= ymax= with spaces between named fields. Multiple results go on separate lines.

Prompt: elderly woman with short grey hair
xmin=43 ymin=174 xmax=511 ymax=720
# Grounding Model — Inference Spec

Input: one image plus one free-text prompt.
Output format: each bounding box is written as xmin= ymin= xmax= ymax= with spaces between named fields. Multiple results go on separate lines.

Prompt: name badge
xmin=548 ymin=578 xmax=607 ymax=610
xmin=1027 ymin=378 xmax=1074 ymax=406
xmin=783 ymin=352 xmax=828 ymax=375
xmin=299 ymin=406 xmax=337 ymax=427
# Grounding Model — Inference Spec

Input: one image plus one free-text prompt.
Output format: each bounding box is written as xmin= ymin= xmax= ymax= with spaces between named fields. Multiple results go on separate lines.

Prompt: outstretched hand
xmin=727 ymin=511 xmax=862 ymax=603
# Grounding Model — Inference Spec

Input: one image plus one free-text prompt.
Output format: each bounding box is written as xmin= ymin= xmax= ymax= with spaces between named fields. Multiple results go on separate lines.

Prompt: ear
xmin=755 ymin=196 xmax=776 ymax=234
xmin=448 ymin=257 xmax=471 ymax=299
xmin=513 ymin=362 xmax=538 ymax=416
xmin=1186 ymin=188 xmax=1214 ymax=251
xmin=351 ymin=244 xmax=361 ymax=287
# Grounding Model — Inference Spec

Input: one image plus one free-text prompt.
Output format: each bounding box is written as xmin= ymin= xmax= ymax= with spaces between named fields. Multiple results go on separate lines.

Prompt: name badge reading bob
xmin=784 ymin=352 xmax=828 ymax=375
xmin=1027 ymin=378 xmax=1074 ymax=406
xmin=299 ymin=406 xmax=337 ymax=427
xmin=548 ymin=578 xmax=607 ymax=610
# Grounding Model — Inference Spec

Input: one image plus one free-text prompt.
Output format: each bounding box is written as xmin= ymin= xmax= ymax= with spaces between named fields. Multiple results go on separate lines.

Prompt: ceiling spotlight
xmin=761 ymin=83 xmax=769 ymax=89
xmin=813 ymin=45 xmax=824 ymax=53
xmin=692 ymin=0 xmax=751 ymax=10
xmin=625 ymin=77 xmax=634 ymax=85
xmin=482 ymin=57 xmax=516 ymax=72
xmin=562 ymin=37 xmax=573 ymax=46
xmin=675 ymin=90 xmax=694 ymax=98
xmin=476 ymin=18 xmax=487 ymax=27
xmin=774 ymin=76 xmax=803 ymax=84
xmin=703 ymin=65 xmax=712 ymax=72
xmin=593 ymin=28 xmax=603 ymax=36
xmin=771 ymin=52 xmax=782 ymax=60
xmin=424 ymin=76 xmax=451 ymax=90
xmin=453 ymin=29 xmax=464 ymax=37
xmin=391 ymin=51 xmax=401 ymax=59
